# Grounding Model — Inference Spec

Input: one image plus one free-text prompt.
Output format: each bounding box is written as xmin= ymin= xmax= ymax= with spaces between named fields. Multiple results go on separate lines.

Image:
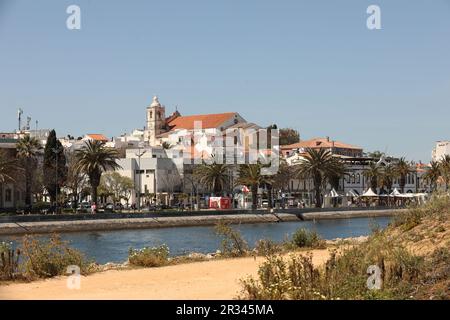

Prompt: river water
xmin=1 ymin=216 xmax=391 ymax=264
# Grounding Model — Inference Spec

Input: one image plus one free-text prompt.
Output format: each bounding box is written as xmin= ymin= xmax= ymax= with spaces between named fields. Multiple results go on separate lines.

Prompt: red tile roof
xmin=281 ymin=137 xmax=362 ymax=151
xmin=167 ymin=112 xmax=237 ymax=131
xmin=86 ymin=134 xmax=109 ymax=142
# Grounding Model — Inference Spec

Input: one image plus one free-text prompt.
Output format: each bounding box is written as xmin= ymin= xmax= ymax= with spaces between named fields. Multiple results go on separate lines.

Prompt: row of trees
xmin=423 ymin=155 xmax=450 ymax=191
xmin=194 ymin=148 xmax=346 ymax=208
xmin=362 ymin=158 xmax=414 ymax=194
xmin=194 ymin=149 xmax=450 ymax=209
xmin=0 ymin=130 xmax=122 ymax=211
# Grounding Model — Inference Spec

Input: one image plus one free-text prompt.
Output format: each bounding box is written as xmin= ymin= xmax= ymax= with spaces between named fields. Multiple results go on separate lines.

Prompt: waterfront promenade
xmin=0 ymin=208 xmax=404 ymax=235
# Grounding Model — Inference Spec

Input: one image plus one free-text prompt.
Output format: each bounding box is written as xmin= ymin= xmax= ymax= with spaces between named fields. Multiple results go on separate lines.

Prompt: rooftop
xmin=167 ymin=112 xmax=239 ymax=131
xmin=282 ymin=137 xmax=362 ymax=151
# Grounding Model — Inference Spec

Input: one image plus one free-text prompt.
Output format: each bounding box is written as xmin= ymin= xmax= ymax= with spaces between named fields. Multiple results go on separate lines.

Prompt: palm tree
xmin=237 ymin=164 xmax=266 ymax=209
xmin=423 ymin=161 xmax=441 ymax=192
xmin=395 ymin=157 xmax=412 ymax=193
xmin=0 ymin=151 xmax=19 ymax=184
xmin=0 ymin=151 xmax=20 ymax=208
xmin=439 ymin=155 xmax=450 ymax=191
xmin=16 ymin=135 xmax=42 ymax=208
xmin=295 ymin=148 xmax=345 ymax=208
xmin=193 ymin=161 xmax=230 ymax=195
xmin=363 ymin=162 xmax=381 ymax=191
xmin=379 ymin=163 xmax=397 ymax=193
xmin=74 ymin=140 xmax=121 ymax=205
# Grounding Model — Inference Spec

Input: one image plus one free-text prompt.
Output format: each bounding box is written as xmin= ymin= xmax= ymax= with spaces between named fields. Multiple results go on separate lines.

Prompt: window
xmin=356 ymin=174 xmax=361 ymax=184
xmin=5 ymin=189 xmax=12 ymax=202
xmin=149 ymin=111 xmax=153 ymax=119
xmin=152 ymin=154 xmax=157 ymax=158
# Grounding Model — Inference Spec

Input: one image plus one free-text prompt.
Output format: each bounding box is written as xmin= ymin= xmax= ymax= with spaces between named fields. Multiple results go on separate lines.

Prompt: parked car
xmin=77 ymin=202 xmax=91 ymax=212
xmin=103 ymin=203 xmax=114 ymax=212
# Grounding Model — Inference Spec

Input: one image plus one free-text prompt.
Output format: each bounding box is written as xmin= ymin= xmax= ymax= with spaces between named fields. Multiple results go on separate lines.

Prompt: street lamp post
xmin=135 ymin=147 xmax=146 ymax=212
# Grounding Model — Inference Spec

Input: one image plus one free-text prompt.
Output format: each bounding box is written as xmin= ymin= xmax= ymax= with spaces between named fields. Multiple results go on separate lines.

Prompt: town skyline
xmin=2 ymin=0 xmax=450 ymax=162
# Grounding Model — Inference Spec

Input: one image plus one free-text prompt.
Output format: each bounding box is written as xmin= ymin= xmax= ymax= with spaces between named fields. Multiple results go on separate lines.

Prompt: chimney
xmin=326 ymin=136 xmax=330 ymax=142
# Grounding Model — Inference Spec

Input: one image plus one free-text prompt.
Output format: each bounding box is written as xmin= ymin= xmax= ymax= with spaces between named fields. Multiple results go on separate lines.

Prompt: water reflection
xmin=1 ymin=216 xmax=391 ymax=264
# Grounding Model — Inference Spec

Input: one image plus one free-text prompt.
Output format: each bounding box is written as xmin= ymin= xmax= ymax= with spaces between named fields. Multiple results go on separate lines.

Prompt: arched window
xmin=149 ymin=111 xmax=153 ymax=119
xmin=356 ymin=174 xmax=361 ymax=184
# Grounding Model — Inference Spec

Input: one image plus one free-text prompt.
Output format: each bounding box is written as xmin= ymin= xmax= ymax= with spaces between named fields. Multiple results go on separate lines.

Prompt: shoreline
xmin=0 ymin=209 xmax=404 ymax=236
xmin=0 ymin=248 xmax=333 ymax=300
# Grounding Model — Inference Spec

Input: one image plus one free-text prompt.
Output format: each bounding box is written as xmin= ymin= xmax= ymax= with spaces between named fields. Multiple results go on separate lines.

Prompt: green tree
xmin=16 ymin=135 xmax=42 ymax=208
xmin=363 ymin=162 xmax=382 ymax=191
xmin=422 ymin=161 xmax=441 ymax=192
xmin=43 ymin=130 xmax=67 ymax=203
xmin=395 ymin=158 xmax=413 ymax=193
xmin=99 ymin=171 xmax=134 ymax=205
xmin=295 ymin=148 xmax=344 ymax=208
xmin=0 ymin=151 xmax=19 ymax=184
xmin=279 ymin=128 xmax=300 ymax=146
xmin=74 ymin=141 xmax=121 ymax=205
xmin=194 ymin=161 xmax=230 ymax=195
xmin=65 ymin=151 xmax=86 ymax=210
xmin=0 ymin=151 xmax=20 ymax=209
xmin=237 ymin=163 xmax=274 ymax=209
xmin=379 ymin=163 xmax=397 ymax=193
xmin=367 ymin=151 xmax=385 ymax=160
xmin=439 ymin=155 xmax=450 ymax=191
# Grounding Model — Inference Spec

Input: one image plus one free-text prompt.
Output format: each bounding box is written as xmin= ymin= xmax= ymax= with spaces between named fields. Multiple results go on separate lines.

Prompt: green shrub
xmin=21 ymin=234 xmax=90 ymax=279
xmin=214 ymin=222 xmax=249 ymax=257
xmin=128 ymin=245 xmax=170 ymax=267
xmin=0 ymin=242 xmax=21 ymax=280
xmin=291 ymin=228 xmax=325 ymax=249
xmin=239 ymin=232 xmax=430 ymax=300
xmin=392 ymin=193 xmax=450 ymax=229
xmin=255 ymin=239 xmax=282 ymax=256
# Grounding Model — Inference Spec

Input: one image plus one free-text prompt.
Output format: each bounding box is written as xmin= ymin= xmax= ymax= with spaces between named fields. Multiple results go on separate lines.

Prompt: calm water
xmin=1 ymin=217 xmax=391 ymax=264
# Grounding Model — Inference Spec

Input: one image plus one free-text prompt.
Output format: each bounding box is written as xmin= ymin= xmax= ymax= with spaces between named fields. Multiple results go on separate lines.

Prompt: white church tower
xmin=145 ymin=96 xmax=166 ymax=145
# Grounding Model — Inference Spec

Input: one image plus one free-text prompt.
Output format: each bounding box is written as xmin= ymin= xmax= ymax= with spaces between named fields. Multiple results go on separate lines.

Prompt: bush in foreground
xmin=214 ymin=222 xmax=249 ymax=257
xmin=239 ymin=233 xmax=432 ymax=300
xmin=290 ymin=228 xmax=325 ymax=249
xmin=128 ymin=245 xmax=170 ymax=267
xmin=239 ymin=193 xmax=450 ymax=301
xmin=0 ymin=242 xmax=21 ymax=280
xmin=21 ymin=234 xmax=91 ymax=279
xmin=255 ymin=239 xmax=283 ymax=257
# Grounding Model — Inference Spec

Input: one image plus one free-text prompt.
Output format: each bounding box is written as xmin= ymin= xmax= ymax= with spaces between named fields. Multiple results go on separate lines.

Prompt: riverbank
xmin=0 ymin=209 xmax=403 ymax=236
xmin=0 ymin=209 xmax=404 ymax=235
xmin=0 ymin=248 xmax=332 ymax=300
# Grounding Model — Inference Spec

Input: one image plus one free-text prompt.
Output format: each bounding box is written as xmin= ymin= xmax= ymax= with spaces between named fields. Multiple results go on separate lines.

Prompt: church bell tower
xmin=145 ymin=96 xmax=166 ymax=145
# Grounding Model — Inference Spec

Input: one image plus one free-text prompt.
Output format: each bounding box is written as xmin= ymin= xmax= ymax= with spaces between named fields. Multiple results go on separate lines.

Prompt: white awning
xmin=361 ymin=188 xmax=378 ymax=197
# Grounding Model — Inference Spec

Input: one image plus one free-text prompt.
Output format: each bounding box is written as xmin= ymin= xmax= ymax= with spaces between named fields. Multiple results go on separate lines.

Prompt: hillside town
xmin=0 ymin=96 xmax=449 ymax=213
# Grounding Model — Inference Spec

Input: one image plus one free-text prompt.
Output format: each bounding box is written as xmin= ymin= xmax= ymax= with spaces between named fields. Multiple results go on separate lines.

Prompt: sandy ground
xmin=0 ymin=249 xmax=331 ymax=300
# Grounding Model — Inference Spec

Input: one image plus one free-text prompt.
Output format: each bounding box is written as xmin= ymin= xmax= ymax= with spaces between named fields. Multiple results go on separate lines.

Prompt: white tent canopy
xmin=361 ymin=188 xmax=378 ymax=197
xmin=346 ymin=190 xmax=359 ymax=198
xmin=390 ymin=188 xmax=402 ymax=197
xmin=329 ymin=188 xmax=341 ymax=198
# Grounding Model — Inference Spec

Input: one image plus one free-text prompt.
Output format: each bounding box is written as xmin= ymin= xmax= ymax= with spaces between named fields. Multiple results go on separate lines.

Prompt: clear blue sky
xmin=1 ymin=0 xmax=450 ymax=162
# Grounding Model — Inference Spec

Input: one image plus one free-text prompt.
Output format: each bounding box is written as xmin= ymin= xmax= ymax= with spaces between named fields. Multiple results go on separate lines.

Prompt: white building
xmin=115 ymin=147 xmax=186 ymax=206
xmin=432 ymin=141 xmax=450 ymax=162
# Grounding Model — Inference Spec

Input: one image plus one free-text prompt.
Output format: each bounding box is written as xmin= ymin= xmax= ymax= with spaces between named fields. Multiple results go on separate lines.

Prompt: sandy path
xmin=0 ymin=249 xmax=330 ymax=300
